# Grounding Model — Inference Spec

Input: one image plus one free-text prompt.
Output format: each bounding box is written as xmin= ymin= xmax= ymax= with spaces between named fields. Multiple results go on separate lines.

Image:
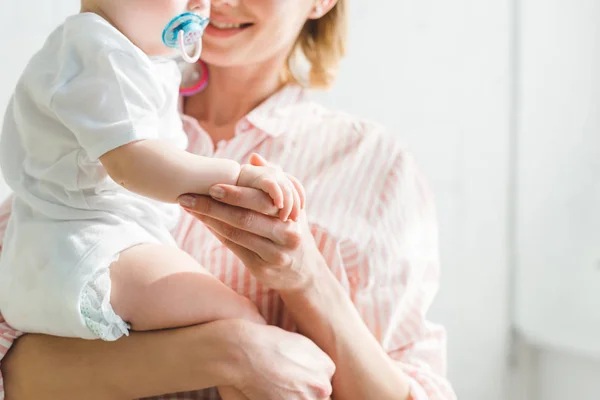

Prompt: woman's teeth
xmin=210 ymin=21 xmax=244 ymax=29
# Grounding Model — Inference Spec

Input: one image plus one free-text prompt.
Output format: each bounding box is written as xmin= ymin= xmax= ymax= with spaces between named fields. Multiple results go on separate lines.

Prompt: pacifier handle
xmin=178 ymin=30 xmax=202 ymax=63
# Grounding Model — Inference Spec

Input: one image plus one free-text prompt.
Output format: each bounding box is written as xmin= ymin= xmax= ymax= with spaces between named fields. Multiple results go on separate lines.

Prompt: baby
xmin=0 ymin=0 xmax=302 ymax=368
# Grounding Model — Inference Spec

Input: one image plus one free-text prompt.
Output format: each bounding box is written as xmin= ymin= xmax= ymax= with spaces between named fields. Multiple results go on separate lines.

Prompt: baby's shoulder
xmin=61 ymin=13 xmax=142 ymax=58
xmin=18 ymin=13 xmax=149 ymax=107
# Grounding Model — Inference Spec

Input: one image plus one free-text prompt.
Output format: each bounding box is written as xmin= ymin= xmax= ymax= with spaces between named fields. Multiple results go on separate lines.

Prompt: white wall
xmin=536 ymin=349 xmax=600 ymax=400
xmin=0 ymin=0 xmax=81 ymax=201
xmin=510 ymin=341 xmax=600 ymax=400
xmin=512 ymin=0 xmax=600 ymax=398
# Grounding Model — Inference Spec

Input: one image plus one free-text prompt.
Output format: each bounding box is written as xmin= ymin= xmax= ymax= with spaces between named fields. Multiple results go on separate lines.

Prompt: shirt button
xmin=217 ymin=140 xmax=226 ymax=148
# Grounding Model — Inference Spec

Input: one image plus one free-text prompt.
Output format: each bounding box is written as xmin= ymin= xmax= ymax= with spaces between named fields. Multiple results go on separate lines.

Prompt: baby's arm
xmin=49 ymin=50 xmax=302 ymax=216
xmin=100 ymin=139 xmax=241 ymax=204
xmin=101 ymin=142 xmax=305 ymax=221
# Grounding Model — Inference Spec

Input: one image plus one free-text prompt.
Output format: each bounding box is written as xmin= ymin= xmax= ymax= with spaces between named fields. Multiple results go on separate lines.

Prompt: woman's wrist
xmin=187 ymin=319 xmax=251 ymax=389
xmin=279 ymin=255 xmax=342 ymax=327
xmin=279 ymin=258 xmax=412 ymax=400
xmin=277 ymin=249 xmax=331 ymax=298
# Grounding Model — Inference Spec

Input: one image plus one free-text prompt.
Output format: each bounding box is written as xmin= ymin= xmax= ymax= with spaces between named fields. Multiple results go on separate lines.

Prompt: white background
xmin=1 ymin=1 xmax=599 ymax=399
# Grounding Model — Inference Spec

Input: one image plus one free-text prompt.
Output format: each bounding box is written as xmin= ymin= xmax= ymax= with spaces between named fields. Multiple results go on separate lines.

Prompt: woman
xmin=0 ymin=0 xmax=456 ymax=399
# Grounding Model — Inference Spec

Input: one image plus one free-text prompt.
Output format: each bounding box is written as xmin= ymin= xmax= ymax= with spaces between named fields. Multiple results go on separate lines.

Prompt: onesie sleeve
xmin=50 ymin=50 xmax=162 ymax=161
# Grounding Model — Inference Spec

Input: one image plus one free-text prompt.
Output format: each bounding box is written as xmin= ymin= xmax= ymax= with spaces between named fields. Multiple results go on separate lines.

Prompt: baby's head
xmin=81 ymin=0 xmax=209 ymax=57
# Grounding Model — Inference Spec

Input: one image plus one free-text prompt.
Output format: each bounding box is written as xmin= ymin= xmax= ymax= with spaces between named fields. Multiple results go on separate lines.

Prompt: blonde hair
xmin=285 ymin=0 xmax=348 ymax=89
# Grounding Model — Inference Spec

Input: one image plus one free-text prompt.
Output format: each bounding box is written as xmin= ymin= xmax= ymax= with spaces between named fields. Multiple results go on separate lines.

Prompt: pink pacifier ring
xmin=180 ymin=61 xmax=209 ymax=97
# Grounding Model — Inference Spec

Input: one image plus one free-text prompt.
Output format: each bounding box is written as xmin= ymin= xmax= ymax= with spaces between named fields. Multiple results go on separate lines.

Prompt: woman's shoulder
xmin=283 ymin=99 xmax=414 ymax=171
xmin=278 ymin=101 xmax=429 ymax=242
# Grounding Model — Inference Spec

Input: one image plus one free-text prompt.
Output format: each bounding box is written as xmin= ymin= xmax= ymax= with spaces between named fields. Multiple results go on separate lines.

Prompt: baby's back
xmin=0 ymin=13 xmax=186 ymax=225
xmin=0 ymin=13 xmax=188 ymax=337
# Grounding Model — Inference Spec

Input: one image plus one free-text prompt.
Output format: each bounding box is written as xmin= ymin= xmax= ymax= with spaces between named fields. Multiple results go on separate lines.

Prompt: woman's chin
xmin=197 ymin=46 xmax=246 ymax=67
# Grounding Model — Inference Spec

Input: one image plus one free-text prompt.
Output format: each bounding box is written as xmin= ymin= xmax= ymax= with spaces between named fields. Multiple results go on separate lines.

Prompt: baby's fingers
xmin=278 ymin=180 xmax=294 ymax=221
xmin=259 ymin=178 xmax=284 ymax=209
xmin=287 ymin=174 xmax=306 ymax=210
xmin=288 ymin=182 xmax=302 ymax=222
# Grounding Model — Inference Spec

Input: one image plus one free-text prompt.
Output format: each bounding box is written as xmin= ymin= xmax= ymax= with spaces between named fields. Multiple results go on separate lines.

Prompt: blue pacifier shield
xmin=162 ymin=12 xmax=209 ymax=49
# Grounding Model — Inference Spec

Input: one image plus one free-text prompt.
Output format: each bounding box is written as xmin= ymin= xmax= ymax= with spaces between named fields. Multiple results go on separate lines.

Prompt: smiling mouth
xmin=209 ymin=21 xmax=253 ymax=29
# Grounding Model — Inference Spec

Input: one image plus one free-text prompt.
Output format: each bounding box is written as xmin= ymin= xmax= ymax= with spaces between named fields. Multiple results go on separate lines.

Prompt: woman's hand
xmin=178 ymin=154 xmax=324 ymax=293
xmin=231 ymin=320 xmax=335 ymax=400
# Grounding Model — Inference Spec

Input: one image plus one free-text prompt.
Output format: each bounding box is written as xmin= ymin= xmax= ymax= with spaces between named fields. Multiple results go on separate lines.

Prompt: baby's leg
xmin=110 ymin=243 xmax=264 ymax=330
xmin=109 ymin=243 xmax=260 ymax=400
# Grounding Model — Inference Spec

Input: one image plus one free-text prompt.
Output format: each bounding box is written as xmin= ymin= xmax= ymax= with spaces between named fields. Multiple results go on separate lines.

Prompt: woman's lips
xmin=204 ymin=20 xmax=253 ymax=38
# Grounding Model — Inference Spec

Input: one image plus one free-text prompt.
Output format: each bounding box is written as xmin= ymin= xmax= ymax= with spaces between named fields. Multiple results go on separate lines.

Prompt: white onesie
xmin=0 ymin=13 xmax=188 ymax=340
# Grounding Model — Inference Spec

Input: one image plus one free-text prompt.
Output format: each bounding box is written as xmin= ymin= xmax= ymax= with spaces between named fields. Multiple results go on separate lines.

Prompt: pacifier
xmin=162 ymin=12 xmax=209 ymax=63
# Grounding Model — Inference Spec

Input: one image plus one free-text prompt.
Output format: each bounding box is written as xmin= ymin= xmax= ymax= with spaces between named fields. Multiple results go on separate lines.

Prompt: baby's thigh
xmin=109 ymin=244 xmax=264 ymax=331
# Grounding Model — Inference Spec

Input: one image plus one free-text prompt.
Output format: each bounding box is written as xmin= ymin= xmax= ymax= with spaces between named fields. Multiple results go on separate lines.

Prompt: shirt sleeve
xmin=49 ymin=50 xmax=162 ymax=161
xmin=337 ymin=149 xmax=457 ymax=400
xmin=0 ymin=195 xmax=24 ymax=397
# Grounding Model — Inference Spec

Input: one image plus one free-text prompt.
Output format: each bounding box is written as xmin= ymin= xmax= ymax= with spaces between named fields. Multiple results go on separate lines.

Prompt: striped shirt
xmin=0 ymin=85 xmax=456 ymax=400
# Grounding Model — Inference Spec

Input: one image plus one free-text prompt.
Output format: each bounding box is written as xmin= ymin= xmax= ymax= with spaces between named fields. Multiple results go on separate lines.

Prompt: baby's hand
xmin=237 ymin=155 xmax=305 ymax=221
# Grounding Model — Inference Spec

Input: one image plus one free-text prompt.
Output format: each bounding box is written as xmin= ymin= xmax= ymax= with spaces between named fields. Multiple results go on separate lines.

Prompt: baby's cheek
xmin=133 ymin=22 xmax=172 ymax=56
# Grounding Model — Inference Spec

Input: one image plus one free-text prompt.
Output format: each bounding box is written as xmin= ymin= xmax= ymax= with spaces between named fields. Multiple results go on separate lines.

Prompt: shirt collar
xmin=181 ymin=84 xmax=307 ymax=138
xmin=242 ymin=84 xmax=306 ymax=137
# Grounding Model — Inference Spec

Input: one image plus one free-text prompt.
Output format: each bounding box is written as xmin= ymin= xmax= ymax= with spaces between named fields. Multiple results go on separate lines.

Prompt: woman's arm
xmin=279 ymin=151 xmax=455 ymax=400
xmin=180 ymin=151 xmax=456 ymax=400
xmin=280 ymin=264 xmax=450 ymax=400
xmin=100 ymin=140 xmax=241 ymax=204
xmin=2 ymin=319 xmax=335 ymax=400
xmin=3 ymin=321 xmax=242 ymax=400
xmin=281 ymin=269 xmax=413 ymax=400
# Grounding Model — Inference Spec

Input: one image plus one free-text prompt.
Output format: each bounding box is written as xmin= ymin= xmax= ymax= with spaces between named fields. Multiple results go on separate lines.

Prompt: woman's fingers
xmin=202 ymin=218 xmax=289 ymax=266
xmin=208 ymin=185 xmax=280 ymax=217
xmin=206 ymin=226 xmax=259 ymax=265
xmin=179 ymin=195 xmax=291 ymax=246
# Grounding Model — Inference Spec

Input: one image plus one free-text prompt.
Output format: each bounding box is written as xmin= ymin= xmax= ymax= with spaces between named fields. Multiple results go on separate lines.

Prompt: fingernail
xmin=179 ymin=195 xmax=196 ymax=208
xmin=209 ymin=186 xmax=225 ymax=199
